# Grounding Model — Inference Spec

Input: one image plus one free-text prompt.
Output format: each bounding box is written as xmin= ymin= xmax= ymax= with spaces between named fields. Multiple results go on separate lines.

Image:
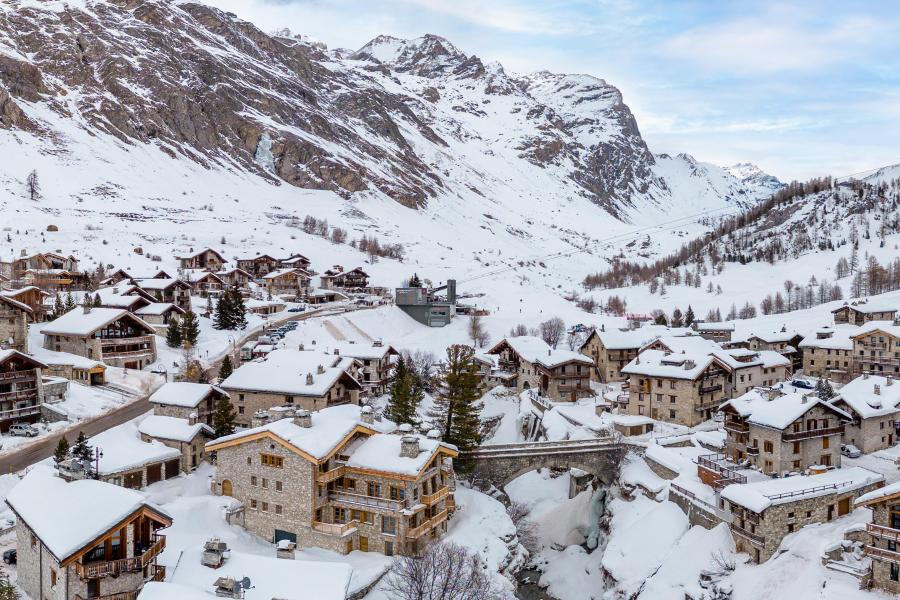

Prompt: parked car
xmin=288 ymin=306 xmax=305 ymax=313
xmin=841 ymin=444 xmax=862 ymax=458
xmin=9 ymin=423 xmax=38 ymax=437
xmin=2 ymin=549 xmax=16 ymax=565
xmin=791 ymin=379 xmax=814 ymax=390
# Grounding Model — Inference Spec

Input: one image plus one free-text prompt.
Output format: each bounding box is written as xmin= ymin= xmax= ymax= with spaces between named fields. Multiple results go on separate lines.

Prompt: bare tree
xmin=539 ymin=317 xmax=565 ymax=349
xmin=383 ymin=542 xmax=502 ymax=600
xmin=331 ymin=227 xmax=347 ymax=244
xmin=26 ymin=169 xmax=40 ymax=201
xmin=506 ymin=502 xmax=539 ymax=553
xmin=509 ymin=324 xmax=528 ymax=337
xmin=467 ymin=313 xmax=489 ymax=348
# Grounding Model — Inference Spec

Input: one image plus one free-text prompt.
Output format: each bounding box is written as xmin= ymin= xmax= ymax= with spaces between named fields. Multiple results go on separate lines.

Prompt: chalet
xmin=322 ymin=267 xmax=370 ymax=291
xmin=2 ymin=252 xmax=81 ymax=285
xmin=245 ymin=298 xmax=285 ymax=315
xmin=720 ymin=388 xmax=850 ymax=474
xmin=856 ymin=481 xmax=900 ymax=594
xmin=21 ymin=268 xmax=79 ymax=292
xmin=621 ymin=349 xmax=730 ymax=427
xmin=220 ymin=349 xmax=363 ymax=427
xmin=135 ymin=303 xmax=186 ymax=330
xmin=746 ymin=328 xmax=804 ymax=371
xmin=32 ymin=347 xmax=106 ymax=386
xmin=720 ymin=467 xmax=883 ymax=563
xmin=579 ymin=325 xmax=679 ymax=382
xmin=149 ymin=382 xmax=229 ymax=427
xmin=236 ymin=254 xmax=280 ymax=278
xmin=0 ymin=350 xmax=46 ymax=432
xmin=850 ymin=321 xmax=900 ymax=378
xmin=176 ymin=248 xmax=226 ymax=272
xmin=207 ymin=404 xmax=458 ymax=556
xmin=131 ymin=278 xmax=192 ymax=312
xmin=180 ymin=270 xmax=225 ymax=296
xmin=139 ymin=415 xmax=214 ymax=472
xmin=798 ymin=326 xmax=855 ymax=383
xmin=487 ymin=336 xmax=595 ymax=402
xmin=0 ymin=294 xmax=32 ymax=352
xmin=691 ymin=321 xmax=735 ymax=343
xmin=278 ymin=253 xmax=311 ymax=270
xmin=2 ymin=286 xmax=49 ymax=321
xmin=309 ymin=288 xmax=349 ymax=305
xmin=330 ymin=341 xmax=398 ymax=395
xmin=831 ymin=374 xmax=900 ymax=453
xmin=218 ymin=267 xmax=254 ymax=289
xmin=99 ymin=269 xmax=133 ymax=287
xmin=41 ymin=305 xmax=157 ymax=369
xmin=833 ymin=299 xmax=898 ymax=326
xmin=473 ymin=353 xmax=518 ymax=390
xmin=7 ymin=465 xmax=171 ymax=600
xmin=72 ymin=285 xmax=154 ymax=313
xmin=263 ymin=268 xmax=311 ymax=299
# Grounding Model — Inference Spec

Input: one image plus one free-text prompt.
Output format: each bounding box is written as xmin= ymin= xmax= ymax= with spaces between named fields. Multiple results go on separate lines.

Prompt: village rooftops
xmin=138 ymin=415 xmax=213 ymax=443
xmin=852 ymin=320 xmax=900 ymax=339
xmin=207 ymin=404 xmax=392 ymax=461
xmin=90 ymin=421 xmax=181 ymax=475
xmin=220 ymin=349 xmax=361 ymax=396
xmin=621 ymin=349 xmax=728 ymax=380
xmin=70 ymin=286 xmax=151 ymax=309
xmin=5 ymin=464 xmax=171 ymax=562
xmin=132 ymin=278 xmax=191 ymax=292
xmin=798 ymin=325 xmax=856 ymax=350
xmin=39 ymin=307 xmax=155 ymax=337
xmin=834 ymin=374 xmax=900 ymax=419
xmin=747 ymin=329 xmax=801 ymax=344
xmin=493 ymin=336 xmax=592 ymax=369
xmin=583 ymin=324 xmax=689 ymax=351
xmin=645 ymin=335 xmax=781 ymax=370
xmin=720 ymin=389 xmax=851 ymax=430
xmin=149 ymin=382 xmax=228 ymax=408
xmin=142 ymin=547 xmax=352 ymax=600
xmin=721 ymin=466 xmax=884 ymax=514
xmin=833 ymin=298 xmax=898 ymax=315
xmin=263 ymin=267 xmax=309 ymax=279
xmin=136 ymin=302 xmax=185 ymax=317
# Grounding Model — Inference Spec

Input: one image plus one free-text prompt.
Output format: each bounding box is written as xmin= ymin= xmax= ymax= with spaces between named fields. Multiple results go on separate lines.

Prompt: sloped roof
xmin=149 ymin=382 xmax=228 ymax=408
xmin=40 ymin=307 xmax=155 ymax=337
xmin=834 ymin=374 xmax=900 ymax=419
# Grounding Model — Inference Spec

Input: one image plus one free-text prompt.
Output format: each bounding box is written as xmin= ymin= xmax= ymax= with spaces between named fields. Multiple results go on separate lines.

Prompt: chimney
xmin=188 ymin=411 xmax=198 ymax=426
xmin=875 ymin=384 xmax=881 ymax=396
xmin=306 ymin=373 xmax=314 ymax=385
xmin=294 ymin=409 xmax=312 ymax=428
xmin=373 ymin=340 xmax=383 ymax=347
xmin=298 ymin=343 xmax=304 ymax=351
xmin=601 ymin=324 xmax=605 ymax=332
xmin=82 ymin=297 xmax=92 ymax=314
xmin=398 ymin=423 xmax=413 ymax=435
xmin=684 ymin=360 xmax=695 ymax=370
xmin=360 ymin=405 xmax=374 ymax=425
xmin=112 ymin=286 xmax=119 ymax=294
xmin=334 ymin=348 xmax=340 ymax=355
xmin=400 ymin=435 xmax=420 ymax=458
xmin=426 ymin=429 xmax=441 ymax=441
xmin=317 ymin=364 xmax=325 ymax=374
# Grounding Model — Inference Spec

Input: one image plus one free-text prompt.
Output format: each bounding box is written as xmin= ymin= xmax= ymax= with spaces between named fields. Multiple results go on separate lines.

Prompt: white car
xmin=841 ymin=444 xmax=862 ymax=458
xmin=8 ymin=423 xmax=39 ymax=437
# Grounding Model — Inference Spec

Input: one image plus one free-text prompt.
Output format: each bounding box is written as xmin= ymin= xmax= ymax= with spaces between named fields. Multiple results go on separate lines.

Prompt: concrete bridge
xmin=462 ymin=437 xmax=628 ymax=488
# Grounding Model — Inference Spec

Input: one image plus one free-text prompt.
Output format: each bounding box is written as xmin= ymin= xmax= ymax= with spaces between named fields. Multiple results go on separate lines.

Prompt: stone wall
xmin=626 ymin=371 xmax=727 ymax=427
xmin=803 ymin=346 xmax=852 ymax=382
xmin=225 ymin=385 xmax=360 ymax=427
xmin=0 ymin=302 xmax=28 ymax=352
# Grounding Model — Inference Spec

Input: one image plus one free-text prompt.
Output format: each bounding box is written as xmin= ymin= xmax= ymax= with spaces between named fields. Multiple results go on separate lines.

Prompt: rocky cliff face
xmin=0 ymin=0 xmax=778 ymax=216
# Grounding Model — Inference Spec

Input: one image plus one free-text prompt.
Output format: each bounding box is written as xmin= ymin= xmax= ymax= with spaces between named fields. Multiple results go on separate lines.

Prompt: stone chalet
xmin=488 ymin=336 xmax=595 ymax=402
xmin=0 ymin=350 xmax=46 ymax=432
xmin=218 ymin=267 xmax=254 ymax=289
xmin=720 ymin=388 xmax=850 ymax=474
xmin=207 ymin=404 xmax=458 ymax=557
xmin=2 ymin=286 xmax=49 ymax=321
xmin=180 ymin=270 xmax=225 ymax=296
xmin=850 ymin=321 xmax=900 ymax=378
xmin=322 ymin=267 xmax=370 ymax=291
xmin=831 ymin=374 xmax=900 ymax=453
xmin=745 ymin=328 xmax=804 ymax=371
xmin=176 ymin=248 xmax=226 ymax=272
xmin=245 ymin=298 xmax=285 ymax=316
xmin=73 ymin=285 xmax=155 ymax=314
xmin=798 ymin=326 xmax=855 ymax=383
xmin=220 ymin=348 xmax=363 ymax=427
xmin=263 ymin=268 xmax=312 ymax=299
xmin=578 ymin=325 xmax=683 ymax=382
xmin=130 ymin=278 xmax=192 ymax=312
xmin=279 ymin=253 xmax=312 ymax=270
xmin=6 ymin=465 xmax=171 ymax=600
xmin=329 ymin=341 xmax=398 ymax=396
xmin=150 ymin=382 xmax=230 ymax=427
xmin=856 ymin=480 xmax=900 ymax=594
xmin=720 ymin=467 xmax=883 ymax=563
xmin=0 ymin=293 xmax=32 ymax=352
xmin=833 ymin=299 xmax=898 ymax=326
xmin=621 ymin=349 xmax=731 ymax=427
xmin=691 ymin=321 xmax=735 ymax=342
xmin=41 ymin=305 xmax=157 ymax=369
xmin=237 ymin=254 xmax=280 ymax=278
xmin=135 ymin=303 xmax=186 ymax=330
xmin=139 ymin=415 xmax=214 ymax=472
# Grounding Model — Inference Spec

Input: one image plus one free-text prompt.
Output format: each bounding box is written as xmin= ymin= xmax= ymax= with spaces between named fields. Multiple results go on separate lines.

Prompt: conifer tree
xmin=218 ymin=354 xmax=234 ymax=382
xmin=230 ymin=288 xmax=248 ymax=330
xmin=213 ymin=293 xmax=231 ymax=330
xmin=430 ymin=345 xmax=483 ymax=469
xmin=408 ymin=273 xmax=422 ymax=287
xmin=181 ymin=311 xmax=200 ymax=346
xmin=166 ymin=316 xmax=183 ymax=348
xmin=0 ymin=575 xmax=20 ymax=600
xmin=670 ymin=307 xmax=684 ymax=328
xmin=64 ymin=292 xmax=76 ymax=312
xmin=71 ymin=431 xmax=92 ymax=464
xmin=684 ymin=305 xmax=695 ymax=326
xmin=53 ymin=436 xmax=70 ymax=466
xmin=815 ymin=378 xmax=836 ymax=401
xmin=212 ymin=395 xmax=237 ymax=437
xmin=385 ymin=355 xmax=421 ymax=426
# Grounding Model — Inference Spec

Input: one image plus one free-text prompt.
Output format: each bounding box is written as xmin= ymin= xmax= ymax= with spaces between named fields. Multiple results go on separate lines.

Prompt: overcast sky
xmin=203 ymin=0 xmax=900 ymax=182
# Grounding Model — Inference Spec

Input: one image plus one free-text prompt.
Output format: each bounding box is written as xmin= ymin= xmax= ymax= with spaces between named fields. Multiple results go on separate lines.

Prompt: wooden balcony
xmin=311 ymin=520 xmax=358 ymax=536
xmin=317 ymin=465 xmax=346 ymax=484
xmin=746 ymin=446 xmax=759 ymax=456
xmin=699 ymin=383 xmax=723 ymax=394
xmin=730 ymin=523 xmax=764 ymax=546
xmin=0 ymin=389 xmax=38 ymax=403
xmin=0 ymin=403 xmax=41 ymax=420
xmin=421 ymin=486 xmax=450 ymax=505
xmin=0 ymin=369 xmax=37 ymax=381
xmin=74 ymin=535 xmax=165 ymax=579
xmin=407 ymin=509 xmax=449 ymax=539
xmin=446 ymin=496 xmax=456 ymax=511
xmin=867 ymin=523 xmax=900 ymax=542
xmin=329 ymin=490 xmax=404 ymax=512
xmin=782 ymin=425 xmax=844 ymax=442
xmin=865 ymin=545 xmax=900 ymax=565
xmin=724 ymin=421 xmax=749 ymax=434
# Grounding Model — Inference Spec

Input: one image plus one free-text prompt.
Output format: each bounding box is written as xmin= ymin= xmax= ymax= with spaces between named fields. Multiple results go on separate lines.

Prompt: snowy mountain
xmin=0 ymin=0 xmax=783 ymax=304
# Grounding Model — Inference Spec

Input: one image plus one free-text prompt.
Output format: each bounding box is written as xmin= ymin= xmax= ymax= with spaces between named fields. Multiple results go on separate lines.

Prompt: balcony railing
xmin=74 ymin=535 xmax=165 ymax=579
xmin=746 ymin=446 xmax=759 ymax=456
xmin=421 ymin=486 xmax=450 ymax=505
xmin=151 ymin=565 xmax=166 ymax=582
xmin=865 ymin=545 xmax=900 ymax=565
xmin=312 ymin=520 xmax=358 ymax=536
xmin=868 ymin=523 xmax=900 ymax=542
xmin=408 ymin=509 xmax=449 ymax=539
xmin=724 ymin=421 xmax=749 ymax=433
xmin=0 ymin=390 xmax=37 ymax=403
xmin=100 ymin=335 xmax=154 ymax=347
xmin=730 ymin=523 xmax=765 ymax=546
xmin=101 ymin=348 xmax=155 ymax=359
xmin=0 ymin=404 xmax=41 ymax=420
xmin=329 ymin=490 xmax=405 ymax=511
xmin=782 ymin=425 xmax=844 ymax=442
xmin=317 ymin=465 xmax=346 ymax=484
xmin=0 ymin=369 xmax=36 ymax=381
xmin=699 ymin=384 xmax=723 ymax=394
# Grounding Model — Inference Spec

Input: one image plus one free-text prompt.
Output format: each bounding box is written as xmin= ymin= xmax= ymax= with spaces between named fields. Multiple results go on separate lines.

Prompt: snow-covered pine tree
xmin=430 ymin=345 xmax=482 ymax=470
xmin=181 ymin=311 xmax=200 ymax=346
xmin=166 ymin=316 xmax=183 ymax=348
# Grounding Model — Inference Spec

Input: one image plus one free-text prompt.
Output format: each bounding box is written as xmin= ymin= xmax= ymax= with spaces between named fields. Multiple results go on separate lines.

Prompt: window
xmin=251 ymin=475 xmax=257 ymax=486
xmin=892 ymin=563 xmax=900 ymax=582
xmin=247 ymin=457 xmax=252 ymax=465
xmin=276 ymin=505 xmax=283 ymax=515
xmin=250 ymin=498 xmax=258 ymax=509
xmin=276 ymin=480 xmax=283 ymax=492
xmin=763 ymin=441 xmax=774 ymax=453
xmin=793 ymin=442 xmax=801 ymax=454
xmin=238 ymin=406 xmax=245 ymax=415
xmin=806 ymin=511 xmax=812 ymax=518
xmin=262 ymin=478 xmax=269 ymax=489
xmin=261 ymin=454 xmax=284 ymax=468
xmin=382 ymin=516 xmax=397 ymax=534
xmin=385 ymin=541 xmax=394 ymax=556
xmin=787 ymin=523 xmax=794 ymax=533
xmin=788 ymin=512 xmax=794 ymax=518
xmin=822 ymin=437 xmax=829 ymax=449
xmin=669 ymin=395 xmax=676 ymax=403
xmin=30 ymin=534 xmax=36 ymax=549
xmin=262 ymin=502 xmax=269 ymax=512
xmin=390 ymin=486 xmax=405 ymax=501
xmin=367 ymin=482 xmax=381 ymax=497
xmin=50 ymin=569 xmax=57 ymax=588
xmin=333 ymin=508 xmax=348 ymax=523
xmin=669 ymin=409 xmax=676 ymax=419
xmin=670 ymin=381 xmax=676 ymax=390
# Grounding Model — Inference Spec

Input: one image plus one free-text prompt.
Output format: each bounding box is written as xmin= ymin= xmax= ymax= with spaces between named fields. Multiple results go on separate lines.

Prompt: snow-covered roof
xmin=586 ymin=325 xmax=682 ymax=351
xmin=492 ymin=336 xmax=591 ymax=368
xmin=263 ymin=268 xmax=305 ymax=280
xmin=833 ymin=299 xmax=898 ymax=314
xmin=132 ymin=277 xmax=190 ymax=291
xmin=345 ymin=434 xmax=456 ymax=476
xmin=40 ymin=307 xmax=155 ymax=337
xmin=177 ymin=247 xmax=225 ymax=261
xmin=721 ymin=467 xmax=884 ymax=513
xmin=308 ymin=288 xmax=348 ymax=299
xmin=693 ymin=322 xmax=735 ymax=332
xmin=611 ymin=414 xmax=654 ymax=426
xmin=0 ymin=349 xmax=47 ymax=369
xmin=90 ymin=421 xmax=181 ymax=475
xmin=856 ymin=480 xmax=900 ymax=506
xmin=720 ymin=389 xmax=851 ymax=429
xmin=328 ymin=341 xmax=396 ymax=360
xmin=208 ymin=404 xmax=386 ymax=461
xmin=852 ymin=320 xmax=900 ymax=339
xmin=135 ymin=302 xmax=184 ymax=316
xmin=28 ymin=346 xmax=105 ymax=370
xmin=5 ymin=465 xmax=171 ymax=561
xmin=69 ymin=286 xmax=148 ymax=309
xmin=245 ymin=298 xmax=285 ymax=309
xmin=797 ymin=326 xmax=856 ymax=350
xmin=834 ymin=374 xmax=900 ymax=419
xmin=621 ymin=349 xmax=724 ymax=380
xmin=0 ymin=294 xmax=32 ymax=313
xmin=138 ymin=415 xmax=213 ymax=443
xmin=757 ymin=350 xmax=792 ymax=368
xmin=748 ymin=329 xmax=800 ymax=343
xmin=220 ymin=349 xmax=360 ymax=396
xmin=149 ymin=382 xmax=227 ymax=408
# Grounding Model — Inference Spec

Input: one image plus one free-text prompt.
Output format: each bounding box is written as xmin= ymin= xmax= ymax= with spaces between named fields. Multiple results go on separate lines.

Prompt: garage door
xmin=165 ymin=459 xmax=180 ymax=479
xmin=146 ymin=464 xmax=162 ymax=485
xmin=274 ymin=530 xmax=297 ymax=544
